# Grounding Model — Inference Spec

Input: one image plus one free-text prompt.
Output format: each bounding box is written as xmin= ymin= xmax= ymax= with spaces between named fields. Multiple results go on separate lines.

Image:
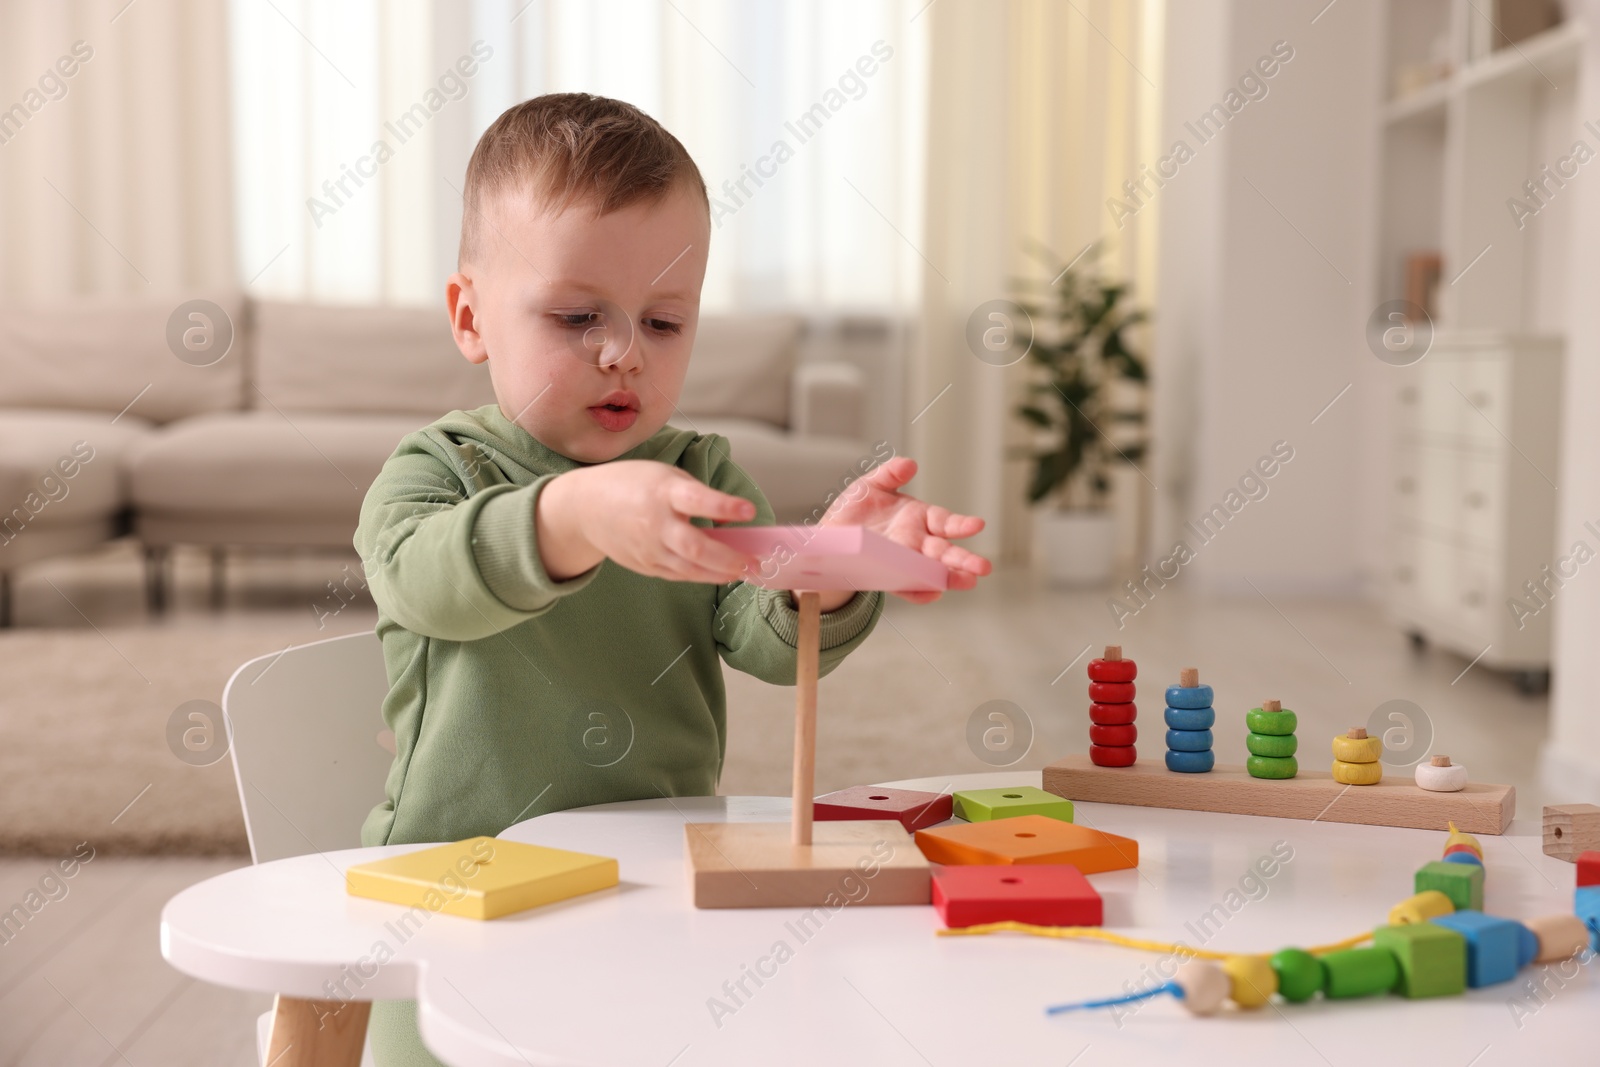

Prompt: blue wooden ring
xmin=1163 ymin=705 xmax=1215 ymax=730
xmin=1165 ymin=684 xmax=1214 ymax=709
xmin=1165 ymin=748 xmax=1215 ymax=773
xmin=1165 ymin=728 xmax=1213 ymax=752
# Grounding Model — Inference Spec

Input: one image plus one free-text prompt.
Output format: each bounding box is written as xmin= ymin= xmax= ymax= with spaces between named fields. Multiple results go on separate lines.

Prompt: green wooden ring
xmin=1246 ymin=731 xmax=1298 ymax=758
xmin=1247 ymin=754 xmax=1298 ymax=779
xmin=1245 ymin=707 xmax=1297 ymax=735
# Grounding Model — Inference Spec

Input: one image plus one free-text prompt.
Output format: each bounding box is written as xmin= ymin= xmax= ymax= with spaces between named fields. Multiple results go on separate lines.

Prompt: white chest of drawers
xmin=1386 ymin=332 xmax=1564 ymax=691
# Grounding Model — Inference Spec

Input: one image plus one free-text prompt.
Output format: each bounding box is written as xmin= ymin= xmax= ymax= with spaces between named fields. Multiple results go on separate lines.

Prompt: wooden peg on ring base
xmin=792 ymin=591 xmax=820 ymax=847
xmin=1103 ymin=645 xmax=1122 ymax=661
xmin=1179 ymin=667 xmax=1200 ymax=688
xmin=1262 ymin=699 xmax=1281 ymax=713
xmin=1416 ymin=754 xmax=1469 ymax=792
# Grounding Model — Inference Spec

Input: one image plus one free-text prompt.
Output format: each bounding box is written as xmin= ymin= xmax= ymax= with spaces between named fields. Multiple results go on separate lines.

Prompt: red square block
xmin=814 ymin=785 xmax=952 ymax=832
xmin=1578 ymin=851 xmax=1600 ymax=888
xmin=931 ymin=864 xmax=1102 ymax=929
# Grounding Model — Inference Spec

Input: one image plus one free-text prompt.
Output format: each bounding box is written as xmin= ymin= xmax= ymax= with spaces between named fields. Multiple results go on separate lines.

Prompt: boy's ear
xmin=446 ymin=273 xmax=490 ymax=365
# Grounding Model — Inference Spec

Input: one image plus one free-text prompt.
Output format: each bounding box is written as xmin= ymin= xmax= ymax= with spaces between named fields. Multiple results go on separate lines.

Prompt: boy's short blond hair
xmin=458 ymin=92 xmax=708 ymax=266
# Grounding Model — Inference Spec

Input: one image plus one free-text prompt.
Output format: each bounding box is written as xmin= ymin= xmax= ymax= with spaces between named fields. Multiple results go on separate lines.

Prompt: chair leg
xmin=144 ymin=546 xmax=169 ymax=615
xmin=210 ymin=547 xmax=226 ymax=611
xmin=264 ymin=994 xmax=369 ymax=1066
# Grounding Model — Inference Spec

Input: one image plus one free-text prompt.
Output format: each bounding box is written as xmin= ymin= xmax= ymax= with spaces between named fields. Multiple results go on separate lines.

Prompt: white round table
xmin=161 ymin=771 xmax=1594 ymax=1066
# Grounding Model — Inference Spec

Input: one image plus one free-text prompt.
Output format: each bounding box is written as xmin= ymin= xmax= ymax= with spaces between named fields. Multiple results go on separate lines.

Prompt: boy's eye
xmin=645 ymin=318 xmax=683 ymax=335
xmin=555 ymin=312 xmax=600 ymax=328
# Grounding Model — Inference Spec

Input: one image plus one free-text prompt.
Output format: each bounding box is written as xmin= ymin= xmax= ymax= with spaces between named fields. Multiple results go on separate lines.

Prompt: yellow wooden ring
xmin=1388 ymin=890 xmax=1454 ymax=925
xmin=1221 ymin=954 xmax=1277 ymax=1008
xmin=1332 ymin=735 xmax=1383 ymax=762
xmin=1331 ymin=758 xmax=1383 ymax=785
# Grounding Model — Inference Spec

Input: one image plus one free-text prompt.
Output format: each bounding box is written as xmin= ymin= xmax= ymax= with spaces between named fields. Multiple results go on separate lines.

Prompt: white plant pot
xmin=1034 ymin=509 xmax=1117 ymax=587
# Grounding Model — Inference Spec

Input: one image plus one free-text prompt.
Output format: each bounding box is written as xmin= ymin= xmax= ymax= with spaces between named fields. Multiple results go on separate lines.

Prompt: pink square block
xmin=931 ymin=864 xmax=1103 ymax=929
xmin=704 ymin=525 xmax=947 ymax=593
xmin=813 ymin=785 xmax=953 ymax=832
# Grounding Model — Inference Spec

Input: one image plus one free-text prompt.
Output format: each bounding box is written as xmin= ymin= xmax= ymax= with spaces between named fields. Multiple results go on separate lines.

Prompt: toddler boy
xmin=354 ymin=92 xmax=989 ymax=1065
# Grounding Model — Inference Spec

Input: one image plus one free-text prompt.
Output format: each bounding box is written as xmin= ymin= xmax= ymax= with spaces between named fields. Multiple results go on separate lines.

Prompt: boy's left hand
xmin=816 ymin=456 xmax=992 ymax=604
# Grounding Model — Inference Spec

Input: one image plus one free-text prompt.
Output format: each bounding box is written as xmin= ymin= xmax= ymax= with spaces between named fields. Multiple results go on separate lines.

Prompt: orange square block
xmin=914 ymin=814 xmax=1138 ymax=873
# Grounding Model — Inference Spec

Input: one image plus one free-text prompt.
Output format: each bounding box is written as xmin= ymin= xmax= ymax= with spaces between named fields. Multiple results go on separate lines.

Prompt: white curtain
xmin=0 ymin=0 xmax=233 ymax=297
xmin=227 ymin=0 xmax=930 ymax=311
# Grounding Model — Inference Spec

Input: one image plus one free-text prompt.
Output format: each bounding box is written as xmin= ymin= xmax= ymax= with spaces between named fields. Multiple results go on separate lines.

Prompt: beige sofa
xmin=0 ymin=293 xmax=876 ymax=624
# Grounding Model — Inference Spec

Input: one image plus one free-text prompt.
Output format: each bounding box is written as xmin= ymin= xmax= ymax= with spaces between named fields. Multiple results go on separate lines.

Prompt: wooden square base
xmin=1043 ymin=754 xmax=1515 ymax=835
xmin=684 ymin=820 xmax=931 ymax=909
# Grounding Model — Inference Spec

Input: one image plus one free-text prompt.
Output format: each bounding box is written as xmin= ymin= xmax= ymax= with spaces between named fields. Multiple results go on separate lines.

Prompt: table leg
xmin=791 ymin=591 xmax=821 ymax=846
xmin=264 ymin=994 xmax=370 ymax=1066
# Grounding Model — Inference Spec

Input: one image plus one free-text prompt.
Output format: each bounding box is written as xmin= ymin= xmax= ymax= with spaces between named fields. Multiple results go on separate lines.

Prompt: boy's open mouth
xmin=588 ymin=391 xmax=640 ymax=432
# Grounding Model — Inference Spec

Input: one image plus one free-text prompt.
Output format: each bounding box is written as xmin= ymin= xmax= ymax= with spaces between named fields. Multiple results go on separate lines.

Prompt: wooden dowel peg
xmin=792 ymin=591 xmax=821 ymax=846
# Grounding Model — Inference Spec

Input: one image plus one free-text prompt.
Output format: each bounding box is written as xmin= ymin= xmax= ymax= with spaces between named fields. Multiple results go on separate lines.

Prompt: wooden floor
xmin=0 ymin=857 xmax=267 ymax=1067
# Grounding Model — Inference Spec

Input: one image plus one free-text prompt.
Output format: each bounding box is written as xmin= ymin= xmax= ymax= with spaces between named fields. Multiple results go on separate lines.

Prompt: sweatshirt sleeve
xmin=354 ymin=438 xmax=599 ymax=642
xmin=701 ymin=436 xmax=885 ymax=686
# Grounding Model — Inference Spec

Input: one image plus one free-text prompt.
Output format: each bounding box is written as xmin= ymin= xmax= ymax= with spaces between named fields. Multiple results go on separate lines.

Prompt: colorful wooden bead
xmin=1244 ymin=705 xmax=1298 ymax=735
xmin=1172 ymin=959 xmax=1230 ymax=1016
xmin=1415 ymin=860 xmax=1484 ymax=912
xmin=1516 ymin=923 xmax=1538 ymax=968
xmin=931 ymin=864 xmax=1102 ymax=929
xmin=1089 ymin=681 xmax=1136 ymax=703
xmin=812 ymin=785 xmax=954 ymax=832
xmin=1089 ymin=701 xmax=1138 ymax=725
xmin=1319 ymin=946 xmax=1399 ymax=998
xmin=1165 ymin=684 xmax=1214 ymax=710
xmin=1543 ymin=803 xmax=1600 ymax=861
xmin=1089 ymin=743 xmax=1138 ymax=767
xmin=1268 ymin=948 xmax=1325 ymax=1003
xmin=1087 ymin=646 xmax=1137 ymax=683
xmin=1089 ymin=723 xmax=1137 ymax=747
xmin=1165 ymin=749 xmax=1215 ymax=773
xmin=1331 ymin=759 xmax=1384 ymax=785
xmin=1575 ymin=886 xmax=1600 ymax=951
xmin=1220 ymin=955 xmax=1277 ymax=1008
xmin=1443 ymin=823 xmax=1482 ymax=860
xmin=1373 ymin=922 xmax=1467 ymax=998
xmin=1442 ymin=852 xmax=1483 ymax=867
xmin=1165 ymin=728 xmax=1213 ymax=752
xmin=1388 ymin=890 xmax=1454 ymax=926
xmin=1162 ymin=706 xmax=1215 ymax=731
xmin=1246 ymin=732 xmax=1297 ymax=758
xmin=1443 ymin=843 xmax=1483 ymax=861
xmin=1414 ymin=754 xmax=1468 ymax=792
xmin=1525 ymin=914 xmax=1590 ymax=962
xmin=952 ymin=786 xmax=1075 ymax=824
xmin=1429 ymin=911 xmax=1522 ymax=987
xmin=1331 ymin=729 xmax=1382 ymax=764
xmin=1577 ymin=850 xmax=1600 ymax=887
xmin=1245 ymin=755 xmax=1298 ymax=779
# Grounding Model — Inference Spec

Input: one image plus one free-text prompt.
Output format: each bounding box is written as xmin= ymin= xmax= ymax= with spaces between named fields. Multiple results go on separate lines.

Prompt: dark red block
xmin=932 ymin=863 xmax=1103 ymax=928
xmin=1088 ymin=681 xmax=1135 ymax=704
xmin=813 ymin=785 xmax=952 ymax=832
xmin=1087 ymin=657 xmax=1137 ymax=683
xmin=1089 ymin=723 xmax=1137 ymax=747
xmin=1089 ymin=701 xmax=1137 ymax=725
xmin=1089 ymin=743 xmax=1137 ymax=767
xmin=1579 ymin=851 xmax=1600 ymax=888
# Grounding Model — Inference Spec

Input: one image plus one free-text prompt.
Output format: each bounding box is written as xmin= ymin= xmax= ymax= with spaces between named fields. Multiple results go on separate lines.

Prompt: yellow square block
xmin=346 ymin=836 xmax=618 ymax=920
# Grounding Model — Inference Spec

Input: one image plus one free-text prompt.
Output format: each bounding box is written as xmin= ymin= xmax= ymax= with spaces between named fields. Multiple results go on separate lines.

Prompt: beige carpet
xmin=0 ymin=542 xmax=1552 ymax=855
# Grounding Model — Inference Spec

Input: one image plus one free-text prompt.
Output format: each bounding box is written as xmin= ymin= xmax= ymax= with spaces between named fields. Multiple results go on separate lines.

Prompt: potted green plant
xmin=1010 ymin=243 xmax=1150 ymax=586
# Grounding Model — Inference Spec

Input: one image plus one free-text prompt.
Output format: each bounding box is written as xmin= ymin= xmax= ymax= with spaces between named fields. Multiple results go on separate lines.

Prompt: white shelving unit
xmin=1375 ymin=0 xmax=1578 ymax=690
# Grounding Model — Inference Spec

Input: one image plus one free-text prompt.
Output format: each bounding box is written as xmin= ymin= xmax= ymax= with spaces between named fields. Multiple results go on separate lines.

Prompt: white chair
xmin=222 ymin=630 xmax=393 ymax=1067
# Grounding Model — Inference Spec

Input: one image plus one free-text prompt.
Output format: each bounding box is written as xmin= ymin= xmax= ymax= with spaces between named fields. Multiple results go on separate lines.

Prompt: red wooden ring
xmin=1088 ymin=658 xmax=1138 ymax=683
xmin=1089 ymin=743 xmax=1137 ymax=767
xmin=1089 ymin=701 xmax=1138 ymax=725
xmin=1444 ymin=842 xmax=1483 ymax=859
xmin=1090 ymin=722 xmax=1137 ymax=746
xmin=1088 ymin=681 xmax=1135 ymax=704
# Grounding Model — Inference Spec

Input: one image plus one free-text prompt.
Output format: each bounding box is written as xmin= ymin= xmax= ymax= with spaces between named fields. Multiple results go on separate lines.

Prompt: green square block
xmin=1373 ymin=922 xmax=1467 ymax=998
xmin=1415 ymin=860 xmax=1484 ymax=911
xmin=951 ymin=786 xmax=1074 ymax=823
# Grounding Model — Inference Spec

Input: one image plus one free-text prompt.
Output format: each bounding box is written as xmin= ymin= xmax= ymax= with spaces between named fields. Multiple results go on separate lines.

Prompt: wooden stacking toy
xmin=1164 ymin=667 xmax=1214 ymax=773
xmin=1087 ymin=645 xmax=1138 ymax=768
xmin=1543 ymin=802 xmax=1600 ymax=860
xmin=1244 ymin=699 xmax=1297 ymax=779
xmin=1331 ymin=727 xmax=1383 ymax=785
xmin=1414 ymin=754 xmax=1468 ymax=792
xmin=999 ymin=820 xmax=1594 ymax=1018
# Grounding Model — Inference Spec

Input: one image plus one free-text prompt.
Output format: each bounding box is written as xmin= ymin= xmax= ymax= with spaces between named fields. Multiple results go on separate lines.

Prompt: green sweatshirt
xmin=354 ymin=403 xmax=884 ymax=849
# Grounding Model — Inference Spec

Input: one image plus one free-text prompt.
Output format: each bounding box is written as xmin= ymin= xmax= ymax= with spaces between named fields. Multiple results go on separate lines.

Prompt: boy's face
xmin=447 ymin=182 xmax=710 ymax=463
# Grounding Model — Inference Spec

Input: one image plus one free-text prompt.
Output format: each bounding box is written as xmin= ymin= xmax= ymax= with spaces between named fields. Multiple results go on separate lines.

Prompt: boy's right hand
xmin=535 ymin=460 xmax=760 ymax=584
